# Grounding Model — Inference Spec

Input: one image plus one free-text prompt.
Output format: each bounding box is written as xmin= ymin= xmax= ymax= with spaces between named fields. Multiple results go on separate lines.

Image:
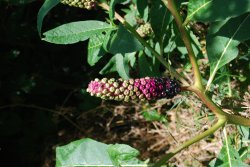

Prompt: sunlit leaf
xmin=56 ymin=138 xmax=144 ymax=167
xmin=186 ymin=0 xmax=250 ymax=22
xmin=142 ymin=110 xmax=167 ymax=122
xmin=55 ymin=138 xmax=113 ymax=167
xmin=107 ymin=144 xmax=141 ymax=166
xmin=88 ymin=33 xmax=107 ymax=66
xmin=209 ymin=130 xmax=248 ymax=167
xmin=43 ymin=21 xmax=115 ymax=44
xmin=206 ymin=13 xmax=250 ymax=89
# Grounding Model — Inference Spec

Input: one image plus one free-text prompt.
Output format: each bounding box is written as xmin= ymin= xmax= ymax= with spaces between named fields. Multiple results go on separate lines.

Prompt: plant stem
xmin=187 ymin=86 xmax=250 ymax=126
xmin=162 ymin=0 xmax=203 ymax=90
xmin=98 ymin=2 xmax=189 ymax=87
xmin=153 ymin=118 xmax=227 ymax=167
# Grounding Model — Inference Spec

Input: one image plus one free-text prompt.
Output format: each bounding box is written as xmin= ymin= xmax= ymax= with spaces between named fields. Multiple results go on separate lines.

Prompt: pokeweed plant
xmin=37 ymin=0 xmax=250 ymax=166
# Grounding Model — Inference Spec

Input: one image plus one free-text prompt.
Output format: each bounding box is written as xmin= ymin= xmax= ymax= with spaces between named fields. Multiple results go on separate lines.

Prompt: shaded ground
xmin=41 ymin=93 xmax=227 ymax=167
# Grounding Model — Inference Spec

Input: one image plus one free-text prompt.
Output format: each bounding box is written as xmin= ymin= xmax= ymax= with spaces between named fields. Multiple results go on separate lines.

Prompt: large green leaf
xmin=107 ymin=24 xmax=143 ymax=54
xmin=209 ymin=130 xmax=248 ymax=167
xmin=56 ymin=138 xmax=113 ymax=167
xmin=56 ymin=138 xmax=143 ymax=167
xmin=43 ymin=21 xmax=115 ymax=44
xmin=150 ymin=0 xmax=172 ymax=39
xmin=37 ymin=0 xmax=60 ymax=36
xmin=206 ymin=13 xmax=250 ymax=89
xmin=186 ymin=0 xmax=250 ymax=22
xmin=87 ymin=33 xmax=107 ymax=66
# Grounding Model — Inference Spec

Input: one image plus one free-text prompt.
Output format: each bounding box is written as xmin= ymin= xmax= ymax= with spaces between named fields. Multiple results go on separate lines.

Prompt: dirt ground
xmin=41 ymin=92 xmax=235 ymax=167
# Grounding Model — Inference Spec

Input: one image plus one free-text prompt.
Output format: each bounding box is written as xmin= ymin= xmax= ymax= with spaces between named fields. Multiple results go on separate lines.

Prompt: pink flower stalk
xmin=87 ymin=77 xmax=180 ymax=102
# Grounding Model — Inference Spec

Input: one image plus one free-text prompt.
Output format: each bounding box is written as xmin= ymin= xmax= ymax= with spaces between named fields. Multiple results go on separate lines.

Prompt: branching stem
xmin=162 ymin=0 xmax=203 ymax=90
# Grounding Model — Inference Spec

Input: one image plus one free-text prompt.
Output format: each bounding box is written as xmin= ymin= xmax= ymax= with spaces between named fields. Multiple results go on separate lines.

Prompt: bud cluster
xmin=136 ymin=23 xmax=153 ymax=38
xmin=61 ymin=0 xmax=97 ymax=10
xmin=86 ymin=77 xmax=180 ymax=102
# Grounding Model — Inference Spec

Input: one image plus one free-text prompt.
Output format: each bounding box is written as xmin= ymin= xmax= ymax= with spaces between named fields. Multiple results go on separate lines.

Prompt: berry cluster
xmin=136 ymin=23 xmax=153 ymax=38
xmin=61 ymin=0 xmax=97 ymax=10
xmin=87 ymin=77 xmax=180 ymax=102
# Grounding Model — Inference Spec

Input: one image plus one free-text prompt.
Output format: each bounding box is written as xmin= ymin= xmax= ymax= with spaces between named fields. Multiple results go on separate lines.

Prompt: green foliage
xmin=43 ymin=21 xmax=115 ymax=44
xmin=106 ymin=24 xmax=143 ymax=54
xmin=88 ymin=33 xmax=107 ymax=66
xmin=209 ymin=135 xmax=249 ymax=167
xmin=142 ymin=110 xmax=167 ymax=123
xmin=206 ymin=13 xmax=250 ymax=88
xmin=37 ymin=0 xmax=60 ymax=36
xmin=186 ymin=0 xmax=250 ymax=22
xmin=109 ymin=0 xmax=127 ymax=22
xmin=107 ymin=144 xmax=142 ymax=166
xmin=56 ymin=138 xmax=144 ymax=166
xmin=150 ymin=0 xmax=172 ymax=40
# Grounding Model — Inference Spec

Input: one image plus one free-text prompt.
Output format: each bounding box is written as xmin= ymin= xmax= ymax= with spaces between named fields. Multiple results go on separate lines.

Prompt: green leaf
xmin=142 ymin=110 xmax=167 ymax=122
xmin=238 ymin=126 xmax=250 ymax=142
xmin=238 ymin=146 xmax=250 ymax=161
xmin=43 ymin=21 xmax=115 ymax=44
xmin=186 ymin=0 xmax=250 ymax=22
xmin=56 ymin=138 xmax=144 ymax=167
xmin=107 ymin=24 xmax=143 ymax=54
xmin=99 ymin=53 xmax=134 ymax=78
xmin=206 ymin=13 xmax=250 ymax=89
xmin=150 ymin=1 xmax=171 ymax=39
xmin=107 ymin=144 xmax=141 ymax=166
xmin=124 ymin=52 xmax=136 ymax=68
xmin=55 ymin=138 xmax=113 ymax=167
xmin=124 ymin=9 xmax=137 ymax=26
xmin=138 ymin=52 xmax=155 ymax=77
xmin=209 ymin=134 xmax=248 ymax=167
xmin=87 ymin=33 xmax=107 ymax=66
xmin=115 ymin=54 xmax=130 ymax=79
xmin=135 ymin=0 xmax=149 ymax=21
xmin=109 ymin=0 xmax=127 ymax=21
xmin=37 ymin=0 xmax=60 ymax=37
xmin=99 ymin=55 xmax=117 ymax=75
